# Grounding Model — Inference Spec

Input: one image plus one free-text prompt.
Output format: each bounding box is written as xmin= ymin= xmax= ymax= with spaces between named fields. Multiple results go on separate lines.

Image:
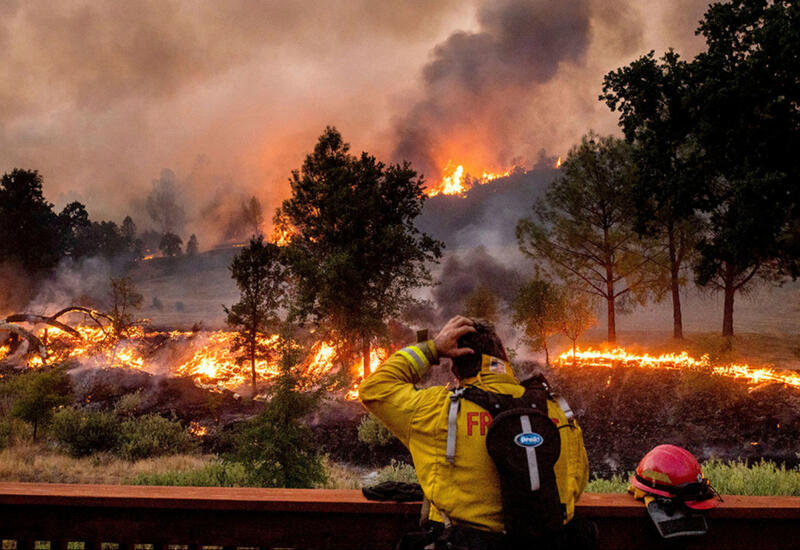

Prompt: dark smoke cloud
xmin=1 ymin=0 xmax=711 ymax=243
xmin=433 ymin=246 xmax=524 ymax=320
xmin=393 ymin=0 xmax=593 ymax=179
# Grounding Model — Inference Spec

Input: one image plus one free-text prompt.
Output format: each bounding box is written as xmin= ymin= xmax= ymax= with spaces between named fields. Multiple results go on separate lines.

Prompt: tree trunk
xmin=671 ymin=269 xmax=683 ymax=339
xmin=543 ymin=341 xmax=550 ymax=367
xmin=606 ymin=296 xmax=616 ymax=343
xmin=571 ymin=340 xmax=577 ymax=365
xmin=722 ymin=281 xmax=735 ymax=338
xmin=250 ymin=337 xmax=257 ymax=397
xmin=361 ymin=336 xmax=371 ymax=378
xmin=33 ymin=419 xmax=38 ymax=442
xmin=668 ymin=228 xmax=683 ymax=339
xmin=605 ymin=261 xmax=616 ymax=343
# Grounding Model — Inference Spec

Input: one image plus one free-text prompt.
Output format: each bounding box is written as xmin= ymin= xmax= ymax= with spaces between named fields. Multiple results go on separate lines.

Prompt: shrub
xmin=3 ymin=367 xmax=73 ymax=441
xmin=0 ymin=417 xmax=29 ymax=450
xmin=114 ymin=391 xmax=143 ymax=417
xmin=51 ymin=407 xmax=120 ymax=457
xmin=225 ymin=336 xmax=328 ymax=488
xmin=118 ymin=414 xmax=195 ymax=460
xmin=130 ymin=461 xmax=249 ymax=487
xmin=375 ymin=460 xmax=418 ymax=484
xmin=357 ymin=414 xmax=396 ymax=446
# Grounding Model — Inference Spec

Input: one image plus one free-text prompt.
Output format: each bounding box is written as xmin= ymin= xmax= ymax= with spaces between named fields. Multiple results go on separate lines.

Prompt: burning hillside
xmin=0 ymin=316 xmax=386 ymax=399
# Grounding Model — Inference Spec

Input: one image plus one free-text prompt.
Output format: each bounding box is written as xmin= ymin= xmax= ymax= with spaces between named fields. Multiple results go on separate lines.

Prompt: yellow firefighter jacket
xmin=359 ymin=340 xmax=589 ymax=533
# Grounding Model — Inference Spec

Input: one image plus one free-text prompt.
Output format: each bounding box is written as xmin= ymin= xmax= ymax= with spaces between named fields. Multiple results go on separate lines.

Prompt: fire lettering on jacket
xmin=466 ymin=411 xmax=492 ymax=436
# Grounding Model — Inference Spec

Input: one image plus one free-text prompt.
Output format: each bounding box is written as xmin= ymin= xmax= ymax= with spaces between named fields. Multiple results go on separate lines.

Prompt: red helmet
xmin=629 ymin=444 xmax=720 ymax=510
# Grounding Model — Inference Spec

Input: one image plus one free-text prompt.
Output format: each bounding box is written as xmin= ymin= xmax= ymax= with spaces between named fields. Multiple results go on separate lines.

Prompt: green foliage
xmin=375 ymin=460 xmax=418 ymax=484
xmin=225 ymin=235 xmax=286 ymax=395
xmin=4 ymin=367 xmax=73 ymax=441
xmin=586 ymin=474 xmax=628 ymax=493
xmin=516 ymin=133 xmax=659 ymax=342
xmin=130 ymin=461 xmax=250 ymax=487
xmin=586 ymin=461 xmax=800 ymax=497
xmin=276 ymin=127 xmax=443 ymax=370
xmin=51 ymin=407 xmax=120 ymax=457
xmin=118 ymin=414 xmax=195 ymax=461
xmin=226 ymin=335 xmax=328 ymax=488
xmin=464 ymin=285 xmax=499 ymax=322
xmin=512 ymin=279 xmax=564 ymax=365
xmin=0 ymin=417 xmax=29 ymax=450
xmin=114 ymin=390 xmax=143 ymax=417
xmin=602 ymin=50 xmax=701 ymax=339
xmin=601 ymin=1 xmax=800 ymax=337
xmin=357 ymin=414 xmax=396 ymax=446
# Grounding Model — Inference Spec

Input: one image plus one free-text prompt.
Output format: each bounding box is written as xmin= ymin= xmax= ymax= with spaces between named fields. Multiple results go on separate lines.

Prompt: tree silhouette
xmin=276 ymin=127 xmax=442 ymax=376
xmin=0 ymin=169 xmax=62 ymax=272
xmin=517 ymin=134 xmax=660 ymax=342
xmin=159 ymin=232 xmax=183 ymax=257
xmin=225 ymin=236 xmax=286 ymax=396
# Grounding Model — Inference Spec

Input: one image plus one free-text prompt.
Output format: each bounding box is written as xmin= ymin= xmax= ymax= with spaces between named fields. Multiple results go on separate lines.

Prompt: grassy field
xmin=2 ymin=444 xmax=799 ymax=496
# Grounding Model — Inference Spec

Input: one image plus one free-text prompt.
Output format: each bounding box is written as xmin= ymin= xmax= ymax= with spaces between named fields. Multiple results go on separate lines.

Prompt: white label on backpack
xmin=515 ymin=432 xmax=544 ymax=447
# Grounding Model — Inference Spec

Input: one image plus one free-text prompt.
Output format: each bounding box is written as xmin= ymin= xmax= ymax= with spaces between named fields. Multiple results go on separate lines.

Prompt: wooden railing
xmin=0 ymin=483 xmax=798 ymax=550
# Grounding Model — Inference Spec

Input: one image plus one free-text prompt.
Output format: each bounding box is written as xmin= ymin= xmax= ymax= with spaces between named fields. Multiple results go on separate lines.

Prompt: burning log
xmin=0 ymin=321 xmax=47 ymax=365
xmin=4 ymin=314 xmax=82 ymax=339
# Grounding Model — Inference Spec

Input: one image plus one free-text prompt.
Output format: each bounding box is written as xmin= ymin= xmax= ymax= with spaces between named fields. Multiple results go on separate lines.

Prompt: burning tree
xmin=516 ymin=134 xmax=661 ymax=343
xmin=225 ymin=235 xmax=286 ymax=396
xmin=276 ymin=127 xmax=443 ymax=376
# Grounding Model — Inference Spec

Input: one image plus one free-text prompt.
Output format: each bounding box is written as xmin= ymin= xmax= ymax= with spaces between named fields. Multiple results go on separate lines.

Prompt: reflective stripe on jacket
xmin=359 ymin=341 xmax=589 ymax=532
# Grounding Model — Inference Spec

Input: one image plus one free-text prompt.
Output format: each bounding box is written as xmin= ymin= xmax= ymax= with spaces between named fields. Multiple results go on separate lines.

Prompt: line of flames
xmin=555 ymin=348 xmax=800 ymax=389
xmin=0 ymin=325 xmax=386 ymax=400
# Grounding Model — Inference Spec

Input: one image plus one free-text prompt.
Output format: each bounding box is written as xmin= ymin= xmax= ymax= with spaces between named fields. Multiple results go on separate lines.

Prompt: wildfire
xmin=426 ymin=162 xmax=512 ymax=197
xmin=556 ymin=347 xmax=800 ymax=389
xmin=555 ymin=156 xmax=562 ymax=169
xmin=1 ymin=324 xmax=387 ymax=397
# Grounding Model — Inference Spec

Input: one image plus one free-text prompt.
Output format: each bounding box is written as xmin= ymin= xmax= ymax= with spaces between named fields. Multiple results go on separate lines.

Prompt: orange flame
xmin=427 ymin=162 xmax=512 ymax=197
xmin=555 ymin=156 xmax=562 ymax=169
xmin=1 ymin=325 xmax=387 ymax=396
xmin=556 ymin=347 xmax=800 ymax=389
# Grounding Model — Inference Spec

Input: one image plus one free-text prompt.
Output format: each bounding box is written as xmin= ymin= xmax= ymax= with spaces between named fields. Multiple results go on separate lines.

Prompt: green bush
xmin=51 ymin=407 xmax=120 ymax=457
xmin=130 ymin=461 xmax=250 ymax=487
xmin=357 ymin=414 xmax=396 ymax=446
xmin=3 ymin=367 xmax=72 ymax=441
xmin=375 ymin=460 xmax=418 ymax=484
xmin=118 ymin=414 xmax=195 ymax=461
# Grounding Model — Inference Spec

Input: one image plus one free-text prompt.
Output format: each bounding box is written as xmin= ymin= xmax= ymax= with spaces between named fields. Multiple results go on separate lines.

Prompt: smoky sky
xmin=1 ymin=0 xmax=710 ymax=246
xmin=433 ymin=246 xmax=525 ymax=320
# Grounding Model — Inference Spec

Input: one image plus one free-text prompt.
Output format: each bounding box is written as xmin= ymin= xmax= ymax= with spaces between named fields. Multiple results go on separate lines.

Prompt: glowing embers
xmin=556 ymin=347 xmax=800 ymax=389
xmin=2 ymin=324 xmax=388 ymax=396
xmin=426 ymin=162 xmax=512 ymax=197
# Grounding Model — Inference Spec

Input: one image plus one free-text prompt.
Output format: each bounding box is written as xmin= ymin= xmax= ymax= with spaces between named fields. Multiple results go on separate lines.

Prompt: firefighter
xmin=359 ymin=316 xmax=591 ymax=550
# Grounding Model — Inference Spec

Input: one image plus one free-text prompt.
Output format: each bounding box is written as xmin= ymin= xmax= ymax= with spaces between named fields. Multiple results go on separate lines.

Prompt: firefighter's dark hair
xmin=451 ymin=319 xmax=507 ymax=380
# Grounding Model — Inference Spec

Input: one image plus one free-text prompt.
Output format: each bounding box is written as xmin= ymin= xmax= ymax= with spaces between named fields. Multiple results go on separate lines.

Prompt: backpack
xmin=446 ymin=374 xmax=581 ymax=544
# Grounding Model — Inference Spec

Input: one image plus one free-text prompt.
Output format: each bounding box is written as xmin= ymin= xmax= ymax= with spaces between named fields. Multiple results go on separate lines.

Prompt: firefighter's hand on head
xmin=433 ymin=316 xmax=475 ymax=359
